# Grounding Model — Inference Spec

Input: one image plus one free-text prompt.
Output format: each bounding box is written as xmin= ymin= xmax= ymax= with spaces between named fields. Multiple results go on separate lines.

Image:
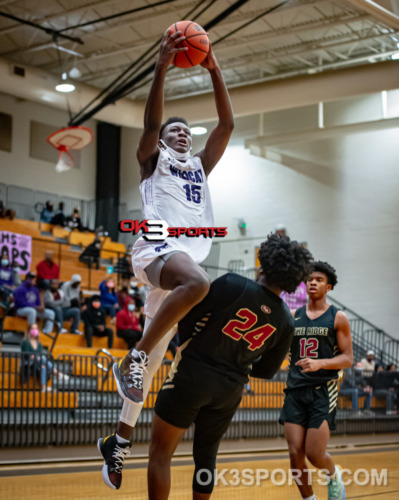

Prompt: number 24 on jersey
xmin=222 ymin=308 xmax=276 ymax=351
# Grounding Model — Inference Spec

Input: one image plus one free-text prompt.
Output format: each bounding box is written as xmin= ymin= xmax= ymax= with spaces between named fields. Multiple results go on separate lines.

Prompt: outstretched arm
xmin=295 ymin=310 xmax=353 ymax=373
xmin=196 ymin=44 xmax=234 ymax=176
xmin=137 ymin=29 xmax=187 ymax=180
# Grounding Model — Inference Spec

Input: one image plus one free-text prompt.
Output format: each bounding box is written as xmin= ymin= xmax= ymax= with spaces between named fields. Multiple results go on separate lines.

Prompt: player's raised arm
xmin=137 ymin=29 xmax=187 ymax=179
xmin=196 ymin=44 xmax=234 ymax=176
xmin=296 ymin=310 xmax=353 ymax=373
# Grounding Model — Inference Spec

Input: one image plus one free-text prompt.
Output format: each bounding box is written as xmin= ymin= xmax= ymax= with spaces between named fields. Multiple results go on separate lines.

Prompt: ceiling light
xmin=391 ymin=52 xmax=399 ymax=60
xmin=191 ymin=126 xmax=207 ymax=135
xmin=55 ymin=81 xmax=76 ymax=92
xmin=69 ymin=67 xmax=81 ymax=79
xmin=55 ymin=72 xmax=76 ymax=93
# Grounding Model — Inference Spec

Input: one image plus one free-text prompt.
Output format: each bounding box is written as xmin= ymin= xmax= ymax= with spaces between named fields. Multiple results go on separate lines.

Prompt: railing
xmin=1 ymin=351 xmax=397 ymax=447
xmin=327 ymin=296 xmax=399 ymax=367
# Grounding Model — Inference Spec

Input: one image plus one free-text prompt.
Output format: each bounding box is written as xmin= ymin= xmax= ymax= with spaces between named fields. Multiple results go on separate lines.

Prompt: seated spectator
xmin=117 ymin=285 xmax=130 ymax=309
xmin=372 ymin=367 xmax=398 ymax=415
xmin=340 ymin=362 xmax=373 ymax=414
xmin=114 ymin=253 xmax=133 ymax=280
xmin=60 ymin=274 xmax=82 ymax=309
xmin=280 ymin=281 xmax=307 ymax=309
xmin=79 ymin=238 xmax=101 ymax=269
xmin=387 ymin=364 xmax=397 ymax=372
xmin=12 ymin=261 xmax=22 ymax=287
xmin=0 ymin=199 xmax=15 ymax=220
xmin=82 ymin=295 xmax=113 ymax=348
xmin=66 ymin=207 xmax=85 ymax=232
xmin=51 ymin=201 xmax=66 ymax=226
xmin=43 ymin=279 xmax=82 ymax=335
xmin=36 ymin=250 xmax=60 ymax=290
xmin=0 ymin=249 xmax=16 ymax=289
xmin=14 ymin=272 xmax=55 ymax=334
xmin=99 ymin=277 xmax=119 ymax=319
xmin=360 ymin=349 xmax=376 ymax=380
xmin=116 ymin=297 xmax=142 ymax=349
xmin=20 ymin=323 xmax=69 ymax=393
xmin=40 ymin=201 xmax=54 ymax=223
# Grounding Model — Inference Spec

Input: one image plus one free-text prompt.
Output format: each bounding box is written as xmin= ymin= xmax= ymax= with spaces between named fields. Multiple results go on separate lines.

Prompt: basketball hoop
xmin=47 ymin=126 xmax=93 ymax=172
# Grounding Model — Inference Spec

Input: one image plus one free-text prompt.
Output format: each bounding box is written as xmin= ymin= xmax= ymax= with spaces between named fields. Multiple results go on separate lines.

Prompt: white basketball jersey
xmin=132 ymin=144 xmax=214 ymax=272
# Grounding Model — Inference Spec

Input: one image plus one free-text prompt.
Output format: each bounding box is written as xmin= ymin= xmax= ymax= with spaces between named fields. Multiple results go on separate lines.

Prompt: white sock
xmin=115 ymin=433 xmax=130 ymax=444
xmin=303 ymin=495 xmax=316 ymax=500
xmin=130 ymin=347 xmax=140 ymax=358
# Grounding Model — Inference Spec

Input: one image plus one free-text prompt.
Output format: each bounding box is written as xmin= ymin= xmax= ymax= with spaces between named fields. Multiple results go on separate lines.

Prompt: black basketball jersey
xmin=176 ymin=273 xmax=295 ymax=383
xmin=286 ymin=304 xmax=341 ymax=389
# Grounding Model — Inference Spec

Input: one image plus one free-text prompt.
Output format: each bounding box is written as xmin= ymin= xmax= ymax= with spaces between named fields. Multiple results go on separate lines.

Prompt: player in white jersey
xmin=98 ymin=28 xmax=234 ymax=490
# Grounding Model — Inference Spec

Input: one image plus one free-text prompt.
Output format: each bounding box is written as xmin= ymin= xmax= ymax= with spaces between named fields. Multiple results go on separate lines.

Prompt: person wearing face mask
xmin=116 ymin=297 xmax=143 ymax=349
xmin=79 ymin=238 xmax=101 ymax=270
xmin=99 ymin=277 xmax=119 ymax=319
xmin=82 ymin=295 xmax=113 ymax=348
xmin=43 ymin=279 xmax=82 ymax=335
xmin=111 ymin=30 xmax=234 ymax=428
xmin=20 ymin=323 xmax=69 ymax=393
xmin=0 ymin=250 xmax=16 ymax=308
xmin=0 ymin=250 xmax=15 ymax=288
xmin=14 ymin=272 xmax=56 ymax=334
xmin=60 ymin=274 xmax=82 ymax=309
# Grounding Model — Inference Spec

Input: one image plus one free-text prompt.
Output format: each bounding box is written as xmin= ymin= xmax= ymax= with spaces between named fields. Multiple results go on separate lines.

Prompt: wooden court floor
xmin=0 ymin=446 xmax=398 ymax=499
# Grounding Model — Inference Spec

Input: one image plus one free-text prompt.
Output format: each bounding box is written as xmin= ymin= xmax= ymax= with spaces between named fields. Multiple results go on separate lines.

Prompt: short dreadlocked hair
xmin=159 ymin=117 xmax=189 ymax=138
xmin=311 ymin=261 xmax=338 ymax=289
xmin=259 ymin=233 xmax=313 ymax=294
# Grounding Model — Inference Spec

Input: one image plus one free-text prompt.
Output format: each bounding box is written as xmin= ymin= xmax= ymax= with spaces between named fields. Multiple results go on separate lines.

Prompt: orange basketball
xmin=168 ymin=20 xmax=209 ymax=68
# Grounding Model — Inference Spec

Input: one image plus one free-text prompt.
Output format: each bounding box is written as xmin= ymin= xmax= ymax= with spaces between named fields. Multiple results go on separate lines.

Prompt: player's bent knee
xmin=185 ymin=274 xmax=210 ymax=302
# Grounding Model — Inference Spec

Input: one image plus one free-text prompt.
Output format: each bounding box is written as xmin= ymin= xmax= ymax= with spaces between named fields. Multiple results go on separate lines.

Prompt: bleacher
xmin=1 ymin=217 xmax=399 ymax=447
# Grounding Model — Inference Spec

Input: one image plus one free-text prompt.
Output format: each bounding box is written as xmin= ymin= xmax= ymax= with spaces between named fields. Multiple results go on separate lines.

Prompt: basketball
xmin=168 ymin=20 xmax=209 ymax=68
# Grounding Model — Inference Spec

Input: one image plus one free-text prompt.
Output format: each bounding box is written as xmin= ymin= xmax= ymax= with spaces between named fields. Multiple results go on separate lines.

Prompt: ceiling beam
xmin=346 ymin=0 xmax=399 ymax=30
xmin=163 ymin=60 xmax=399 ymax=122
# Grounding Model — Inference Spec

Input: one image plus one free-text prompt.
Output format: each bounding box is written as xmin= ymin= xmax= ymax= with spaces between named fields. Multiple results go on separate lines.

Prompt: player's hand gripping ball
xmin=168 ymin=20 xmax=209 ymax=68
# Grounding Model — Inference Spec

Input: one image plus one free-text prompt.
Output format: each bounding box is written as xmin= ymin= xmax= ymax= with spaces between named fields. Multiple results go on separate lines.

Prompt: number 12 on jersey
xmin=222 ymin=308 xmax=276 ymax=351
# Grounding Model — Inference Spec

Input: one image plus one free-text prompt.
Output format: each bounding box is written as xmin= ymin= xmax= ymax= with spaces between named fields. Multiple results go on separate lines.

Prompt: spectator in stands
xmin=40 ymin=201 xmax=54 ymax=223
xmin=114 ymin=253 xmax=133 ymax=280
xmin=51 ymin=201 xmax=66 ymax=226
xmin=0 ymin=249 xmax=16 ymax=289
xmin=360 ymin=349 xmax=376 ymax=375
xmin=12 ymin=261 xmax=22 ymax=287
xmin=340 ymin=362 xmax=373 ymax=415
xmin=99 ymin=277 xmax=119 ymax=319
xmin=0 ymin=199 xmax=15 ymax=220
xmin=20 ymin=323 xmax=69 ymax=393
xmin=60 ymin=274 xmax=82 ymax=309
xmin=79 ymin=238 xmax=101 ymax=270
xmin=43 ymin=279 xmax=82 ymax=335
xmin=387 ymin=364 xmax=397 ymax=372
xmin=66 ymin=207 xmax=85 ymax=232
xmin=117 ymin=285 xmax=130 ymax=309
xmin=372 ymin=367 xmax=398 ymax=415
xmin=116 ymin=297 xmax=143 ymax=349
xmin=14 ymin=272 xmax=55 ymax=334
xmin=82 ymin=295 xmax=113 ymax=348
xmin=36 ymin=250 xmax=60 ymax=290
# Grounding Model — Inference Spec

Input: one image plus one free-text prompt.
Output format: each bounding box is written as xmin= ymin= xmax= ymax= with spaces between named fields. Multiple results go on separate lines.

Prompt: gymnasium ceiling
xmin=0 ymin=0 xmax=399 ymax=125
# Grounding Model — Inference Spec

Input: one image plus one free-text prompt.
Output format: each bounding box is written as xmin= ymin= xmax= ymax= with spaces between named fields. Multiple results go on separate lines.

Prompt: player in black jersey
xmin=97 ymin=233 xmax=312 ymax=495
xmin=280 ymin=261 xmax=353 ymax=500
xmin=147 ymin=234 xmax=313 ymax=500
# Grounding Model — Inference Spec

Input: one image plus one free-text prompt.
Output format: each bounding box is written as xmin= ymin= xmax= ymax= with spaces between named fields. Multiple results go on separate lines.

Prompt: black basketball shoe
xmin=98 ymin=433 xmax=131 ymax=490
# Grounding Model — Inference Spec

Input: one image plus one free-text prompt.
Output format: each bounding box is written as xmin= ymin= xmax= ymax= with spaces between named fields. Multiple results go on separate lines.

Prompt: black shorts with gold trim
xmin=279 ymin=380 xmax=338 ymax=431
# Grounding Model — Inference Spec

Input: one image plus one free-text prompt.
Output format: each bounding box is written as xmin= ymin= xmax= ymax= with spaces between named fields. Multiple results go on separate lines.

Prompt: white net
xmin=55 ymin=151 xmax=75 ymax=172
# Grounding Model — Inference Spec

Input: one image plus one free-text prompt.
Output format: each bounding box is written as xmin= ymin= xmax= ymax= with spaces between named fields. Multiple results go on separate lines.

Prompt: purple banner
xmin=0 ymin=231 xmax=32 ymax=275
